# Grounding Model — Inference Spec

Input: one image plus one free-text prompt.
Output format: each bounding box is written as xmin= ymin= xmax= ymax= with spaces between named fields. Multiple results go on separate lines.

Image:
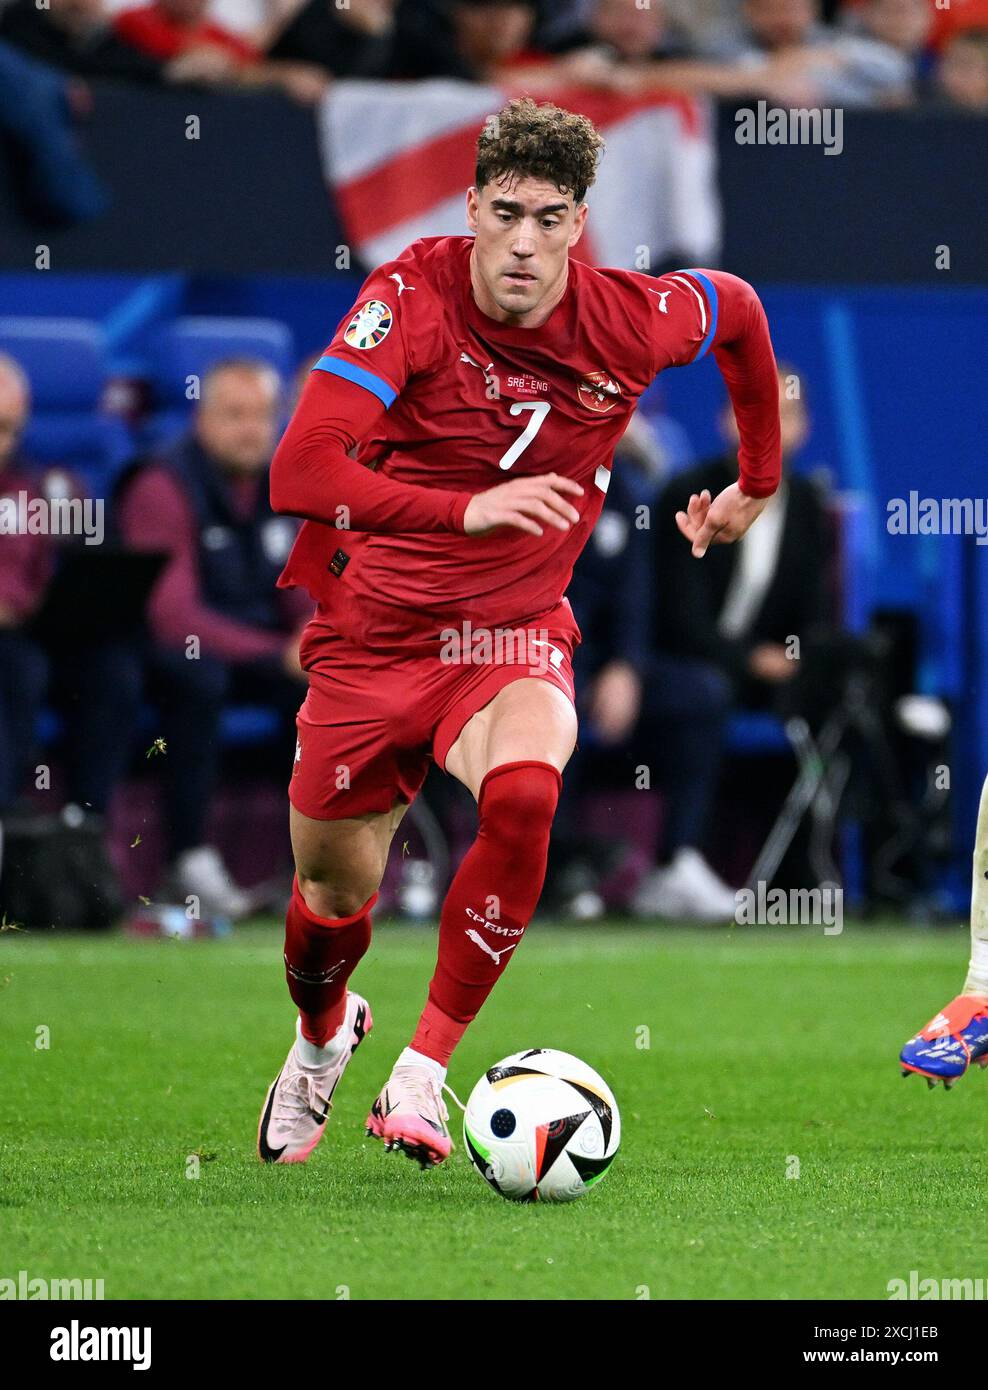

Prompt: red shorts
xmin=289 ymin=600 xmax=580 ymax=820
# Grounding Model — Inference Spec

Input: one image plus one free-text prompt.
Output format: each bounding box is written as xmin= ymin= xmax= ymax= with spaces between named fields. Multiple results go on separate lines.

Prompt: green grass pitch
xmin=2 ymin=919 xmax=986 ymax=1301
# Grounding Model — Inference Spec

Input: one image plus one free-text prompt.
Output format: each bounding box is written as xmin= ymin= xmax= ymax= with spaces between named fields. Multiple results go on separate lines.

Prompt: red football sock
xmin=284 ymin=877 xmax=376 ymax=1046
xmin=411 ymin=760 xmax=561 ymax=1065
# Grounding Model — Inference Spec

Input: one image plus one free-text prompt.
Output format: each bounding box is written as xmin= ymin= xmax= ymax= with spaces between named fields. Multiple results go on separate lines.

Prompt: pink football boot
xmin=365 ymin=1062 xmax=454 ymax=1169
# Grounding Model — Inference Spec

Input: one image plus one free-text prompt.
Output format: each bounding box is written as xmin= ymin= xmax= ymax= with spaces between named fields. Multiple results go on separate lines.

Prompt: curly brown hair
xmin=475 ymin=98 xmax=604 ymax=205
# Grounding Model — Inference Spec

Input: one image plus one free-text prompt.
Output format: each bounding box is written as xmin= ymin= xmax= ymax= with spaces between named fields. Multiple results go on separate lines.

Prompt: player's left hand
xmin=675 ymin=482 xmax=769 ymax=558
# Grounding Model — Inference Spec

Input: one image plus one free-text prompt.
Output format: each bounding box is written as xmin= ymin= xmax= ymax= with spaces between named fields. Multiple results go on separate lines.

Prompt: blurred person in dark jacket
xmin=0 ymin=38 xmax=107 ymax=225
xmin=0 ymin=353 xmax=129 ymax=826
xmin=557 ymin=414 xmax=737 ymax=921
xmin=512 ymin=0 xmax=698 ymax=92
xmin=266 ymin=0 xmax=395 ymax=76
xmin=388 ymin=0 xmax=537 ymax=81
xmin=0 ymin=354 xmax=52 ymax=815
xmin=653 ymin=365 xmax=828 ymax=713
xmin=117 ymin=358 xmax=311 ymax=919
xmin=0 ymin=0 xmax=171 ymax=81
xmin=545 ymin=0 xmax=695 ymax=71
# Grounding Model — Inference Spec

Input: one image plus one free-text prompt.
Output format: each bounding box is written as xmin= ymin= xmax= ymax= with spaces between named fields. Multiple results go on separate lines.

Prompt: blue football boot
xmin=900 ymin=994 xmax=988 ymax=1089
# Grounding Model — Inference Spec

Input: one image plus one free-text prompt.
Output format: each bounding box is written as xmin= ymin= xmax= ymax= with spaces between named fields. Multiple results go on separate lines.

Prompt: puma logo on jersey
xmin=649 ymin=288 xmax=672 ymax=314
xmin=460 ymin=351 xmax=496 ymax=388
xmin=529 ymin=638 xmax=565 ymax=671
xmin=465 ymin=928 xmax=517 ymax=965
xmin=388 ymin=272 xmax=415 ymax=295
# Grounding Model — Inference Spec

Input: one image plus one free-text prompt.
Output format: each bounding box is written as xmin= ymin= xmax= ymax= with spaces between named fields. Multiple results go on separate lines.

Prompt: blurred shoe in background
xmin=631 ymin=847 xmax=737 ymax=922
xmin=168 ymin=845 xmax=252 ymax=922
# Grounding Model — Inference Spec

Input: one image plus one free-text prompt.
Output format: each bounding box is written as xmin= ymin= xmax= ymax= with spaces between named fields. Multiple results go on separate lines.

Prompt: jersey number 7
xmin=498 ymin=401 xmax=551 ymax=471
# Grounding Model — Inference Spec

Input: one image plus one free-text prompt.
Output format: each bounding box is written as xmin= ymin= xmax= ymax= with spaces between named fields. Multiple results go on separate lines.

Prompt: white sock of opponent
xmin=963 ymin=772 xmax=988 ymax=997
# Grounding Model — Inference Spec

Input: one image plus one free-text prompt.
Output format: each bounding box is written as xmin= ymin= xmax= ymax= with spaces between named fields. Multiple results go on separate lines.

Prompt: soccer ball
xmin=462 ymin=1048 xmax=620 ymax=1202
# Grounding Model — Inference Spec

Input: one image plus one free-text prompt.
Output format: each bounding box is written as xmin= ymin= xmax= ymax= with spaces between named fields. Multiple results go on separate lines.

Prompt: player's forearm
xmin=702 ymin=270 xmax=782 ymax=499
xmin=271 ymin=436 xmax=470 ymax=533
xmin=270 ymin=377 xmax=471 ymax=534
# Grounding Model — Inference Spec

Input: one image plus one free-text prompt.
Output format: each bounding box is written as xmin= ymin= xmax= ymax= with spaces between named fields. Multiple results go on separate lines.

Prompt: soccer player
xmin=257 ymin=98 xmax=782 ymax=1168
xmin=900 ymin=772 xmax=988 ymax=1087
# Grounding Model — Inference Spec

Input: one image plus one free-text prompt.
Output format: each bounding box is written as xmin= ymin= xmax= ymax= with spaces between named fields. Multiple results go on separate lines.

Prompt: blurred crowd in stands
xmin=0 ymin=0 xmax=987 ymax=109
xmin=2 ymin=0 xmax=985 ymax=231
xmin=0 ymin=331 xmax=842 ymax=924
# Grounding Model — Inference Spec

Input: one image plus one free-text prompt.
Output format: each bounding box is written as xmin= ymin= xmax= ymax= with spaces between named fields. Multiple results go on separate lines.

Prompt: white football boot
xmin=258 ymin=992 xmax=372 ymax=1164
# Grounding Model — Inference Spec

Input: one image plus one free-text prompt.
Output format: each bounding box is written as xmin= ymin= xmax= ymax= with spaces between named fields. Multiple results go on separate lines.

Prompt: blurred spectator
xmin=534 ymin=0 xmax=695 ymax=89
xmin=640 ymin=368 xmax=837 ymax=904
xmin=0 ymin=0 xmax=327 ymax=99
xmin=516 ymin=0 xmax=700 ymax=92
xmin=934 ymin=27 xmax=988 ymax=110
xmin=730 ymin=0 xmax=824 ymax=54
xmin=389 ymin=0 xmax=537 ymax=81
xmin=548 ymin=0 xmax=695 ymax=63
xmin=533 ymin=0 xmax=593 ymax=47
xmin=927 ymin=0 xmax=988 ymax=52
xmin=0 ymin=353 xmax=129 ymax=824
xmin=840 ymin=0 xmax=934 ymax=88
xmin=852 ymin=0 xmax=932 ymax=55
xmin=0 ymin=0 xmax=167 ymax=82
xmin=679 ymin=0 xmax=913 ymax=105
xmin=0 ymin=355 xmax=50 ymax=814
xmin=116 ymin=359 xmax=309 ymax=919
xmin=518 ymin=0 xmax=910 ymax=104
xmin=731 ymin=0 xmax=914 ymax=105
xmin=557 ymin=414 xmax=737 ymax=921
xmin=113 ymin=0 xmax=331 ymax=100
xmin=653 ymin=367 xmax=828 ymax=713
xmin=267 ymin=0 xmax=395 ymax=77
xmin=0 ymin=39 xmax=107 ymax=224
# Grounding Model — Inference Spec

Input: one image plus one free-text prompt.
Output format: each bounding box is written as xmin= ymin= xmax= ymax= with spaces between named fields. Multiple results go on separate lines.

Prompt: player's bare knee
xmin=296 ymin=873 xmax=377 ymax=921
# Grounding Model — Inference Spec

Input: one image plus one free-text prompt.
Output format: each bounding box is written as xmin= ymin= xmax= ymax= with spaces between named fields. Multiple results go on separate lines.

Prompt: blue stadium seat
xmin=144 ymin=316 xmax=295 ymax=450
xmin=725 ymin=711 xmax=792 ymax=756
xmin=219 ymin=705 xmax=283 ymax=746
xmin=0 ymin=317 xmax=133 ymax=495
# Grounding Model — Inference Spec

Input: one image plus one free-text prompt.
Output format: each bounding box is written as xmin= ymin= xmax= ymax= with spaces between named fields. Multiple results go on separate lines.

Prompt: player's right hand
xmin=463 ymin=474 xmax=584 ymax=538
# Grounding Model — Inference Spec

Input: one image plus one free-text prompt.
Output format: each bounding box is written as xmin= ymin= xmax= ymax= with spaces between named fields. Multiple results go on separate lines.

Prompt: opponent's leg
xmin=367 ymin=679 xmax=576 ymax=1167
xmin=900 ymin=771 xmax=988 ymax=1088
xmin=259 ymin=801 xmax=407 ymax=1163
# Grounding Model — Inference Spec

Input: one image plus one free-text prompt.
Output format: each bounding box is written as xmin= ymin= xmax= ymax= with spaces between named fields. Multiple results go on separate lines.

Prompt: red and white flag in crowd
xmin=317 ymin=80 xmax=721 ymax=271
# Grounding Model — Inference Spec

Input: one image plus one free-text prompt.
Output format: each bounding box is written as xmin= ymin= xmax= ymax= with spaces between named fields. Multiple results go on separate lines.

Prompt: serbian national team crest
xmin=343 ymin=299 xmax=393 ymax=350
xmin=577 ymin=371 xmax=621 ymax=413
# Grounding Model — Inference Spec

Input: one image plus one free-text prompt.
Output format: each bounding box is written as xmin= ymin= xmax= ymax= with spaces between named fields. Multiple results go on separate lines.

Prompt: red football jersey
xmin=277 ymin=235 xmax=778 ymax=648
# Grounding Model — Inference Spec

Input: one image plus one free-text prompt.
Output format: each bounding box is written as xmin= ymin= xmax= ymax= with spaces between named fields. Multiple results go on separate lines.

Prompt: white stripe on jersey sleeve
xmin=666 ymin=273 xmax=707 ymax=335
